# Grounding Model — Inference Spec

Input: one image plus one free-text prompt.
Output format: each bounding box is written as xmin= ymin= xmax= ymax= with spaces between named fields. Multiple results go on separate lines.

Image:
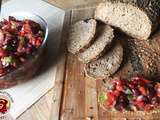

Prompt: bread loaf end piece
xmin=95 ymin=0 xmax=160 ymax=40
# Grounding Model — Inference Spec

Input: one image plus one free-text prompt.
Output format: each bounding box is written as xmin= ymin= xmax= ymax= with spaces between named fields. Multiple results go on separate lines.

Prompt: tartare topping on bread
xmin=99 ymin=76 xmax=160 ymax=111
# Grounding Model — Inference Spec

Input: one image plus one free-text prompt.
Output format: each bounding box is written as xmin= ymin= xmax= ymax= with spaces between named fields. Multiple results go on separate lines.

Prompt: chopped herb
xmin=2 ymin=56 xmax=14 ymax=64
xmin=127 ymin=94 xmax=133 ymax=101
xmin=99 ymin=92 xmax=107 ymax=104
xmin=7 ymin=46 xmax=14 ymax=51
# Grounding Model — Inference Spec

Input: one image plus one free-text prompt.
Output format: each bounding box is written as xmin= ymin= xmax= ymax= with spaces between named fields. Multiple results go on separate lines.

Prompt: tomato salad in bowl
xmin=0 ymin=12 xmax=48 ymax=89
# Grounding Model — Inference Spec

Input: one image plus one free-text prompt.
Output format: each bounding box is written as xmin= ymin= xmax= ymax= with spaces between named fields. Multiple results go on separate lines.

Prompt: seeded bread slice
xmin=85 ymin=41 xmax=123 ymax=79
xmin=67 ymin=19 xmax=97 ymax=54
xmin=95 ymin=0 xmax=160 ymax=40
xmin=78 ymin=25 xmax=114 ymax=63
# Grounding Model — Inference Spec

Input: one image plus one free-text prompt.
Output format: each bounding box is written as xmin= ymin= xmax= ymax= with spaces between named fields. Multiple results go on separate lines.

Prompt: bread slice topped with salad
xmin=98 ymin=76 xmax=160 ymax=120
xmin=95 ymin=0 xmax=160 ymax=40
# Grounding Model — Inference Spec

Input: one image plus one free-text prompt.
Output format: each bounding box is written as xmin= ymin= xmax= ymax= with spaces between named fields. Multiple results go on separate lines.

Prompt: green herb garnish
xmin=127 ymin=94 xmax=133 ymax=101
xmin=99 ymin=92 xmax=107 ymax=104
xmin=3 ymin=56 xmax=14 ymax=64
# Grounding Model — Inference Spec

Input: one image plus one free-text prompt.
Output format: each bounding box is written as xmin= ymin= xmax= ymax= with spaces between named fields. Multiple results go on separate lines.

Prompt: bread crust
xmin=110 ymin=0 xmax=160 ymax=32
xmin=99 ymin=109 xmax=160 ymax=120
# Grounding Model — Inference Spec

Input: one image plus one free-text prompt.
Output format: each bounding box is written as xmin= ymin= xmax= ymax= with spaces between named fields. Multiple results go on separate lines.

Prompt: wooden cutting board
xmin=56 ymin=5 xmax=99 ymax=120
xmin=56 ymin=4 xmax=114 ymax=120
xmin=53 ymin=4 xmax=160 ymax=120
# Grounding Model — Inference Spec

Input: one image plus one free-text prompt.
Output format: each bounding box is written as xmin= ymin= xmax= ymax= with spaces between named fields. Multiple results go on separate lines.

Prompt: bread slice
xmin=78 ymin=24 xmax=114 ymax=63
xmin=85 ymin=41 xmax=123 ymax=79
xmin=67 ymin=19 xmax=97 ymax=54
xmin=95 ymin=0 xmax=160 ymax=40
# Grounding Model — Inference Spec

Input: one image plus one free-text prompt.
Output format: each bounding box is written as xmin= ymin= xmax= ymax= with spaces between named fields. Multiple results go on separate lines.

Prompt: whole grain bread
xmin=95 ymin=0 xmax=160 ymax=40
xmin=78 ymin=24 xmax=114 ymax=63
xmin=127 ymin=39 xmax=160 ymax=80
xmin=67 ymin=19 xmax=97 ymax=54
xmin=85 ymin=41 xmax=123 ymax=79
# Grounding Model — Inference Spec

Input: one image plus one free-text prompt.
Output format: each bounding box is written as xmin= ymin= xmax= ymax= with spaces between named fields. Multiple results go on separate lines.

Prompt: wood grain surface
xmin=16 ymin=1 xmax=103 ymax=120
xmin=60 ymin=6 xmax=98 ymax=120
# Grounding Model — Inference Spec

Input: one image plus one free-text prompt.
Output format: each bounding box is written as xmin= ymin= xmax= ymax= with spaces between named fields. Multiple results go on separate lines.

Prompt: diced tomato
xmin=0 ymin=48 xmax=6 ymax=58
xmin=156 ymin=83 xmax=160 ymax=97
xmin=157 ymin=90 xmax=160 ymax=97
xmin=134 ymin=100 xmax=145 ymax=108
xmin=144 ymin=104 xmax=154 ymax=112
xmin=128 ymin=84 xmax=134 ymax=89
xmin=12 ymin=61 xmax=17 ymax=68
xmin=31 ymin=39 xmax=36 ymax=46
xmin=0 ymin=69 xmax=4 ymax=75
xmin=35 ymin=38 xmax=42 ymax=48
xmin=113 ymin=90 xmax=121 ymax=97
xmin=106 ymin=92 xmax=116 ymax=106
xmin=139 ymin=86 xmax=148 ymax=96
xmin=3 ymin=19 xmax=8 ymax=25
xmin=20 ymin=57 xmax=26 ymax=64
xmin=0 ymin=30 xmax=4 ymax=43
xmin=113 ymin=79 xmax=125 ymax=92
xmin=22 ymin=23 xmax=32 ymax=34
xmin=141 ymin=79 xmax=151 ymax=84
xmin=19 ymin=30 xmax=26 ymax=36
xmin=116 ymin=84 xmax=124 ymax=92
xmin=17 ymin=46 xmax=23 ymax=53
xmin=26 ymin=47 xmax=31 ymax=54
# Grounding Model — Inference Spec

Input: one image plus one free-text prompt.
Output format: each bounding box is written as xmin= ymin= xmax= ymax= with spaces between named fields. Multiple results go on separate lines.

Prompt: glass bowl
xmin=0 ymin=12 xmax=48 ymax=89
